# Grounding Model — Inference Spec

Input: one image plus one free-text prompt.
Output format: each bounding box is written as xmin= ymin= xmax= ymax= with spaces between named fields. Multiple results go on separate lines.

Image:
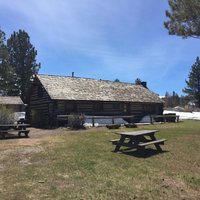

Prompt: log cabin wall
xmin=53 ymin=101 xmax=124 ymax=117
xmin=52 ymin=100 xmax=163 ymax=124
xmin=27 ymin=79 xmax=52 ymax=127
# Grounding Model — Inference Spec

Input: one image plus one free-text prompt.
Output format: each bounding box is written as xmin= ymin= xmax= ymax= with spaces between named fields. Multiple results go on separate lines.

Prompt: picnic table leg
xmin=18 ymin=132 xmax=21 ymax=137
xmin=149 ymin=134 xmax=163 ymax=151
xmin=134 ymin=136 xmax=145 ymax=151
xmin=1 ymin=132 xmax=6 ymax=139
xmin=114 ymin=135 xmax=126 ymax=152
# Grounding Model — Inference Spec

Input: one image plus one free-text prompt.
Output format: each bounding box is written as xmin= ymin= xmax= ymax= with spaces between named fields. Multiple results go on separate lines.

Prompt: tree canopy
xmin=183 ymin=57 xmax=200 ymax=107
xmin=0 ymin=29 xmax=8 ymax=66
xmin=7 ymin=30 xmax=40 ymax=101
xmin=165 ymin=91 xmax=180 ymax=108
xmin=0 ymin=29 xmax=16 ymax=95
xmin=135 ymin=78 xmax=142 ymax=85
xmin=114 ymin=78 xmax=120 ymax=82
xmin=164 ymin=0 xmax=200 ymax=38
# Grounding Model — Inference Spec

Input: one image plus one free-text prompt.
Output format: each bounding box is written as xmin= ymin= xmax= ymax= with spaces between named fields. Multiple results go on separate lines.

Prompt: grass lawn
xmin=0 ymin=121 xmax=200 ymax=200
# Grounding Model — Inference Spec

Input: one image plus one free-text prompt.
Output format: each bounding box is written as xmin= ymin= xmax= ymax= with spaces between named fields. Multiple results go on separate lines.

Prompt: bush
xmin=68 ymin=113 xmax=85 ymax=129
xmin=0 ymin=105 xmax=15 ymax=124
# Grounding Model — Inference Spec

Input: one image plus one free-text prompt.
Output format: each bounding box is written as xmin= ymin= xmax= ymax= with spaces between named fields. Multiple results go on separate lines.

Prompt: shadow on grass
xmin=0 ymin=133 xmax=29 ymax=140
xmin=113 ymin=148 xmax=169 ymax=158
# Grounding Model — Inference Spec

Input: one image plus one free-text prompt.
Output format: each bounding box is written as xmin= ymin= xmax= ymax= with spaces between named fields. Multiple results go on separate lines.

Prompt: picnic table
xmin=0 ymin=124 xmax=30 ymax=139
xmin=151 ymin=114 xmax=179 ymax=123
xmin=110 ymin=130 xmax=166 ymax=152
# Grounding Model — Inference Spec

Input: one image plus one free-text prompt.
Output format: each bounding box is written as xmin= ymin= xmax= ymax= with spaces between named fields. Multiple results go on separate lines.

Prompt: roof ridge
xmin=37 ymin=74 xmax=136 ymax=86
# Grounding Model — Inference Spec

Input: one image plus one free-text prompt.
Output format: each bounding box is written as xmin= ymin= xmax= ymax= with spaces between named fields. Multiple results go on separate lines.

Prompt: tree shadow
xmin=113 ymin=148 xmax=168 ymax=158
xmin=0 ymin=133 xmax=28 ymax=140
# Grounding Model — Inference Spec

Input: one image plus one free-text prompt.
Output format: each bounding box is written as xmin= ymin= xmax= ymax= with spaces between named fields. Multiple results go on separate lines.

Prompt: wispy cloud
xmin=0 ymin=0 xmax=199 ymax=95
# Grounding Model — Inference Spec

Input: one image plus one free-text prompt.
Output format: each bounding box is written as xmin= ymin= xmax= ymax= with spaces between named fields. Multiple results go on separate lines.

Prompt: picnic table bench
xmin=110 ymin=130 xmax=166 ymax=152
xmin=0 ymin=124 xmax=30 ymax=139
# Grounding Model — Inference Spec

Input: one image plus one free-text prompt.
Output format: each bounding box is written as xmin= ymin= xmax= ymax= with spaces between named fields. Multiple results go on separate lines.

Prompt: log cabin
xmin=27 ymin=74 xmax=164 ymax=127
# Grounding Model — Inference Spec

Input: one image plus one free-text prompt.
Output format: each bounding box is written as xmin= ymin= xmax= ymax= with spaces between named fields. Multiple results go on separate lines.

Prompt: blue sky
xmin=0 ymin=0 xmax=199 ymax=96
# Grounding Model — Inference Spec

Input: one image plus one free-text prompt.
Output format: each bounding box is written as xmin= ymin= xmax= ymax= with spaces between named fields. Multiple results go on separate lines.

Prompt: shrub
xmin=0 ymin=105 xmax=15 ymax=124
xmin=68 ymin=113 xmax=85 ymax=129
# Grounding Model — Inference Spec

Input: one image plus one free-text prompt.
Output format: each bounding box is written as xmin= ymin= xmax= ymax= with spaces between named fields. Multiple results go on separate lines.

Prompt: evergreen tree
xmin=135 ymin=78 xmax=142 ymax=85
xmin=183 ymin=57 xmax=200 ymax=107
xmin=0 ymin=29 xmax=6 ymax=56
xmin=164 ymin=91 xmax=180 ymax=108
xmin=0 ymin=29 xmax=16 ymax=95
xmin=172 ymin=91 xmax=180 ymax=107
xmin=114 ymin=78 xmax=120 ymax=82
xmin=164 ymin=0 xmax=200 ymax=39
xmin=7 ymin=30 xmax=40 ymax=101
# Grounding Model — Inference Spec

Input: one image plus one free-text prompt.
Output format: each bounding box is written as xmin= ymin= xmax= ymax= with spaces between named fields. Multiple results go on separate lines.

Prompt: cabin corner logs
xmin=26 ymin=75 xmax=163 ymax=127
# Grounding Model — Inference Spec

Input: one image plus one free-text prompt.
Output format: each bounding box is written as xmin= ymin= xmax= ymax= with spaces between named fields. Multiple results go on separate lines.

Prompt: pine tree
xmin=164 ymin=0 xmax=200 ymax=39
xmin=0 ymin=29 xmax=16 ymax=95
xmin=135 ymin=78 xmax=142 ymax=85
xmin=183 ymin=57 xmax=200 ymax=107
xmin=114 ymin=78 xmax=120 ymax=82
xmin=7 ymin=30 xmax=40 ymax=101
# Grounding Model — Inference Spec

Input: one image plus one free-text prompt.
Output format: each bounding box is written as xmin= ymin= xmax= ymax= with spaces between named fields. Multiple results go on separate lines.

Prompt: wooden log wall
xmin=54 ymin=101 xmax=124 ymax=116
xmin=27 ymin=81 xmax=52 ymax=127
xmin=54 ymin=101 xmax=163 ymax=119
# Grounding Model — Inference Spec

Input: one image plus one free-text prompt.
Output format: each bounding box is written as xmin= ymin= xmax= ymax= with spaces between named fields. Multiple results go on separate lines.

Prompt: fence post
xmin=150 ymin=115 xmax=153 ymax=124
xmin=92 ymin=117 xmax=95 ymax=127
xmin=112 ymin=117 xmax=114 ymax=124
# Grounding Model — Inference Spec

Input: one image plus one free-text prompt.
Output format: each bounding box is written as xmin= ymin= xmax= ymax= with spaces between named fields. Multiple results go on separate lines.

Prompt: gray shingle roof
xmin=0 ymin=96 xmax=24 ymax=105
xmin=37 ymin=74 xmax=163 ymax=103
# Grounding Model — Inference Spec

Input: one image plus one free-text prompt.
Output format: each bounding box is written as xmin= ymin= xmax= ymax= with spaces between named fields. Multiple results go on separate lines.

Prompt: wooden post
xmin=112 ymin=117 xmax=114 ymax=124
xmin=92 ymin=117 xmax=95 ymax=127
xmin=150 ymin=115 xmax=153 ymax=124
xmin=176 ymin=115 xmax=179 ymax=122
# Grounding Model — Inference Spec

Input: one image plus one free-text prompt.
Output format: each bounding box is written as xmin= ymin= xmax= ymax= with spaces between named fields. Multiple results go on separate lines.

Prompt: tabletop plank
xmin=0 ymin=124 xmax=30 ymax=127
xmin=116 ymin=130 xmax=158 ymax=136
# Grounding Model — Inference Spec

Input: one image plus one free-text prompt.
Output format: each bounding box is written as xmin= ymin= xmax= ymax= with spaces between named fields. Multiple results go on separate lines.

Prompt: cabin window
xmin=38 ymin=85 xmax=43 ymax=98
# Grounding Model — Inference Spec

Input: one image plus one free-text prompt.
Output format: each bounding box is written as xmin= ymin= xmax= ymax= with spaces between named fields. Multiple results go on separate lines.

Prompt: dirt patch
xmin=2 ymin=146 xmax=44 ymax=155
xmin=0 ymin=128 xmax=68 ymax=150
xmin=0 ymin=127 xmax=107 ymax=151
xmin=160 ymin=177 xmax=200 ymax=199
xmin=0 ymin=128 xmax=69 ymax=163
xmin=161 ymin=177 xmax=185 ymax=190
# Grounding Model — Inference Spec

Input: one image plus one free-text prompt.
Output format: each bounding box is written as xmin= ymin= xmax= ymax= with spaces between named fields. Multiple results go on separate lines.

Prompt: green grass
xmin=1 ymin=121 xmax=200 ymax=199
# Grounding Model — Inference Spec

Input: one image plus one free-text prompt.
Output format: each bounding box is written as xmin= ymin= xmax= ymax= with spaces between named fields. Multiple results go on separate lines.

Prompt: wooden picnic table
xmin=110 ymin=130 xmax=166 ymax=152
xmin=0 ymin=124 xmax=30 ymax=139
xmin=150 ymin=115 xmax=180 ymax=123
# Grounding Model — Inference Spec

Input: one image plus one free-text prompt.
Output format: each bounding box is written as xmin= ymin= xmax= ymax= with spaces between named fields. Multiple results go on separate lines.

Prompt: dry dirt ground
xmin=0 ymin=127 xmax=103 ymax=152
xmin=0 ymin=127 xmax=76 ymax=156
